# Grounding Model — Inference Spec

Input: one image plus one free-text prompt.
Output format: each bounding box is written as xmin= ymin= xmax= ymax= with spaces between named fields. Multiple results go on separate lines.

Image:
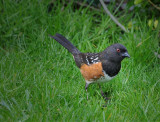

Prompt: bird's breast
xmin=102 ymin=61 xmax=121 ymax=77
xmin=80 ymin=62 xmax=115 ymax=84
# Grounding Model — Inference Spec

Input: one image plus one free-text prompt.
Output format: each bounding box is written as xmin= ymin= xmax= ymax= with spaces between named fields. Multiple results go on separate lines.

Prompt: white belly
xmin=86 ymin=71 xmax=115 ymax=84
xmin=96 ymin=71 xmax=115 ymax=83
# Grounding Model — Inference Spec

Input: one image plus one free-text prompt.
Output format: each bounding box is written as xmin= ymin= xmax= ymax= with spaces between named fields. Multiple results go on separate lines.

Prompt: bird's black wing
xmin=80 ymin=53 xmax=101 ymax=65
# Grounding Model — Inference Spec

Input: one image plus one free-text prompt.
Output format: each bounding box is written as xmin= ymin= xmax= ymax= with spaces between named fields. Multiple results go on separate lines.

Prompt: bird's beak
xmin=122 ymin=52 xmax=130 ymax=58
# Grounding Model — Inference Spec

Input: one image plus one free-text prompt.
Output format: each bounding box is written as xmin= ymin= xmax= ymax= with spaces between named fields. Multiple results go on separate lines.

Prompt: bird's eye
xmin=117 ymin=49 xmax=120 ymax=52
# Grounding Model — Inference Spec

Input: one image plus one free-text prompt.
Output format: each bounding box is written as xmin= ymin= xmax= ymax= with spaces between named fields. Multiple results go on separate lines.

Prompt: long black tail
xmin=49 ymin=33 xmax=80 ymax=55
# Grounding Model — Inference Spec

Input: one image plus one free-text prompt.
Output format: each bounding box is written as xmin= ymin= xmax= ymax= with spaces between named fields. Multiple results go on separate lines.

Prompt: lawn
xmin=0 ymin=0 xmax=160 ymax=121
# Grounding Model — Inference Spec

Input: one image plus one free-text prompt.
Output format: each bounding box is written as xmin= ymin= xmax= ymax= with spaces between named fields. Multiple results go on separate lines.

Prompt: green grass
xmin=0 ymin=0 xmax=160 ymax=121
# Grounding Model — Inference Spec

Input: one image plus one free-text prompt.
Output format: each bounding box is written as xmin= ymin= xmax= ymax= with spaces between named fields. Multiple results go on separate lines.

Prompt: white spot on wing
xmin=94 ymin=57 xmax=98 ymax=60
xmin=86 ymin=56 xmax=90 ymax=65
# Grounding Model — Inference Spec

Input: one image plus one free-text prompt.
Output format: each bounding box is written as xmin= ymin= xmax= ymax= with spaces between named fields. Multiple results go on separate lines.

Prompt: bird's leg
xmin=98 ymin=83 xmax=110 ymax=101
xmin=85 ymin=83 xmax=89 ymax=100
xmin=98 ymin=83 xmax=105 ymax=97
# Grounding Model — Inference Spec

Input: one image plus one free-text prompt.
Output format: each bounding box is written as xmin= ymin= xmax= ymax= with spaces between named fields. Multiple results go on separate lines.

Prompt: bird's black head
xmin=102 ymin=43 xmax=130 ymax=63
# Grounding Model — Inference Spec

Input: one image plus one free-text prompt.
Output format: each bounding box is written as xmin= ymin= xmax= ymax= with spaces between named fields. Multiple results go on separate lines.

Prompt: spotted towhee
xmin=50 ymin=33 xmax=130 ymax=100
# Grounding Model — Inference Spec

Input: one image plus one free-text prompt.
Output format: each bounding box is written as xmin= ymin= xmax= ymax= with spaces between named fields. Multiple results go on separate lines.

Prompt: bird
xmin=50 ymin=33 xmax=130 ymax=100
